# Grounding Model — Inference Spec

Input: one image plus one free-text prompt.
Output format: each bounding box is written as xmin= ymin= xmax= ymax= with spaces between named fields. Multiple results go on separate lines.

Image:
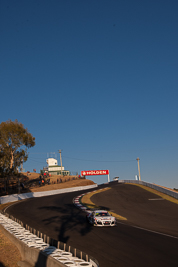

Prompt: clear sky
xmin=1 ymin=0 xmax=178 ymax=188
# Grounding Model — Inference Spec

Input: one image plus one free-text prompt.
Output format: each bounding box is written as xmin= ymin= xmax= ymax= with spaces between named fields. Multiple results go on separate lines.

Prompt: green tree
xmin=0 ymin=119 xmax=35 ymax=176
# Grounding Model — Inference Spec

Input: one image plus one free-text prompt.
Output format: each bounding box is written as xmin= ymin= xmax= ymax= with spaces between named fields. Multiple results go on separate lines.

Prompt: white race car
xmin=86 ymin=210 xmax=116 ymax=226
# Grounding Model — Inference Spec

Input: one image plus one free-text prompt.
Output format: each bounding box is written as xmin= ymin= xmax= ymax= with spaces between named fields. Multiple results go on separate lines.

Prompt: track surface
xmin=6 ymin=183 xmax=178 ymax=267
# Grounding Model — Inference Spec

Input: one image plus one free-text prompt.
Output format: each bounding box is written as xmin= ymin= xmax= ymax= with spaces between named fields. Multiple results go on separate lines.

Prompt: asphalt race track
xmin=6 ymin=183 xmax=178 ymax=267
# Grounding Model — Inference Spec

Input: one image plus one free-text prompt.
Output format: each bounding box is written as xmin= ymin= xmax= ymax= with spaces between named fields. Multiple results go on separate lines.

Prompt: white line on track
xmin=117 ymin=221 xmax=178 ymax=239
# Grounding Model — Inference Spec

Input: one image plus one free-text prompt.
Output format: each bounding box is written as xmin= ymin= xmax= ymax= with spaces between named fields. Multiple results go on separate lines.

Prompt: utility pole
xmin=58 ymin=150 xmax=63 ymax=174
xmin=136 ymin=157 xmax=141 ymax=181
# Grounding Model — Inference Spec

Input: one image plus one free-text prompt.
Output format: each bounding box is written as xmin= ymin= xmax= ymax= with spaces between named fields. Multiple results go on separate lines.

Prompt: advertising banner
xmin=81 ymin=170 xmax=109 ymax=176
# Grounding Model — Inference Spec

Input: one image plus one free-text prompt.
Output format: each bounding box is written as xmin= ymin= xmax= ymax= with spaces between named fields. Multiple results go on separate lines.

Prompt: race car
xmin=86 ymin=210 xmax=116 ymax=226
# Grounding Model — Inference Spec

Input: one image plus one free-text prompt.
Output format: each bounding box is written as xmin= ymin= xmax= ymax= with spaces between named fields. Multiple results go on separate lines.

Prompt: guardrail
xmin=0 ymin=184 xmax=98 ymax=204
xmin=118 ymin=180 xmax=178 ymax=199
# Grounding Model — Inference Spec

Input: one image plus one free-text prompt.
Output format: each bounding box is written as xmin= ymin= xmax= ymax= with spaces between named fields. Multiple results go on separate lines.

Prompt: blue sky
xmin=1 ymin=0 xmax=178 ymax=188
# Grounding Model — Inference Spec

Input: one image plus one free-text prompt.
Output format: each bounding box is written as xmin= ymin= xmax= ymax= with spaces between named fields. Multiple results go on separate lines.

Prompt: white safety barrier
xmin=118 ymin=180 xmax=178 ymax=199
xmin=0 ymin=184 xmax=98 ymax=204
xmin=0 ymin=213 xmax=98 ymax=267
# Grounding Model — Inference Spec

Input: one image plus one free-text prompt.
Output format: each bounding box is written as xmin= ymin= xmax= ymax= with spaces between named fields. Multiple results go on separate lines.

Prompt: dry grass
xmin=0 ymin=207 xmax=21 ymax=266
xmin=0 ymin=230 xmax=21 ymax=266
xmin=30 ymin=178 xmax=94 ymax=192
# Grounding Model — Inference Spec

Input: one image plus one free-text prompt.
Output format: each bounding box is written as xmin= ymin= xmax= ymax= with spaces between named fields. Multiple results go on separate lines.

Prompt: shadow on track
xmin=38 ymin=202 xmax=97 ymax=243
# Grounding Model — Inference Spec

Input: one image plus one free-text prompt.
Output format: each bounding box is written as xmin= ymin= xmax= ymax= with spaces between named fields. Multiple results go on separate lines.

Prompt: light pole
xmin=58 ymin=150 xmax=63 ymax=175
xmin=136 ymin=157 xmax=141 ymax=181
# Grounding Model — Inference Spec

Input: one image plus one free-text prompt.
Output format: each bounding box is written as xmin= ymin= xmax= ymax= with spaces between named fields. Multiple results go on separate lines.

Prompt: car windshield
xmin=95 ymin=212 xmax=110 ymax=217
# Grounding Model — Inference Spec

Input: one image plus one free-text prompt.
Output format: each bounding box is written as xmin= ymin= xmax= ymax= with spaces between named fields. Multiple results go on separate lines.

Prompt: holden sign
xmin=81 ymin=169 xmax=110 ymax=182
xmin=81 ymin=170 xmax=109 ymax=176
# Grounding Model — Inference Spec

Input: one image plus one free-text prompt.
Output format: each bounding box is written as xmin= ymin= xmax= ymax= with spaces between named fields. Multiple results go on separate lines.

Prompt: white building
xmin=46 ymin=158 xmax=70 ymax=176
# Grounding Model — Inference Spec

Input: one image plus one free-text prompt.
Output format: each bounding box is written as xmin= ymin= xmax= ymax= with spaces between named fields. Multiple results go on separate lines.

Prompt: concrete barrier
xmin=0 ymin=223 xmax=65 ymax=267
xmin=0 ymin=184 xmax=98 ymax=204
xmin=0 ymin=212 xmax=99 ymax=267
